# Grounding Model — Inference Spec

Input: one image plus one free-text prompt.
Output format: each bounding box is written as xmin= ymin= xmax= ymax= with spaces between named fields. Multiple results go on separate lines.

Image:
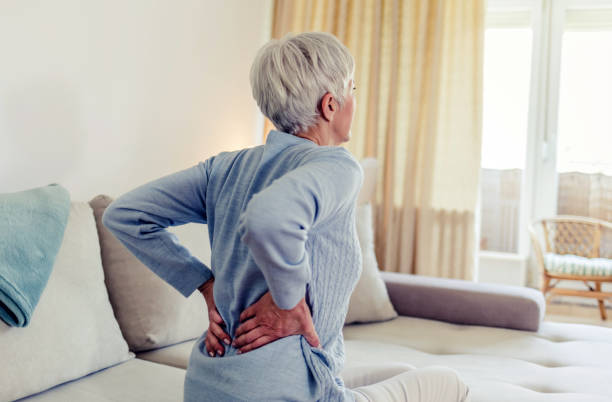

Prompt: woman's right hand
xmin=232 ymin=291 xmax=320 ymax=354
xmin=198 ymin=278 xmax=231 ymax=357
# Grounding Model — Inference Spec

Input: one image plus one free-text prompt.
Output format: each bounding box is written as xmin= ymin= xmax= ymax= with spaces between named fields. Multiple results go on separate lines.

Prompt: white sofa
xmin=4 ymin=194 xmax=612 ymax=402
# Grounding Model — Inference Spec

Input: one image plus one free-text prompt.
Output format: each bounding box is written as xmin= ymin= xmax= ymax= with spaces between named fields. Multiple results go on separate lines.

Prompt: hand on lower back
xmin=198 ymin=279 xmax=231 ymax=357
xmin=232 ymin=291 xmax=320 ymax=354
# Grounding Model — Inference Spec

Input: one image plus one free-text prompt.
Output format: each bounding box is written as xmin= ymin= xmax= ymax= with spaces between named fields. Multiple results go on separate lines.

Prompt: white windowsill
xmin=478 ymin=251 xmax=528 ymax=287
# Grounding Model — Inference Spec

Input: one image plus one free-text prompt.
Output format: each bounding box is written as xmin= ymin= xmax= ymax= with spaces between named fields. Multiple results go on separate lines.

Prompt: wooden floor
xmin=544 ymin=300 xmax=612 ymax=328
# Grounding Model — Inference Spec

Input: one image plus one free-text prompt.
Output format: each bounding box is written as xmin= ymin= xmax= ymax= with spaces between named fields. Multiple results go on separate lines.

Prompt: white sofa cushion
xmin=356 ymin=158 xmax=377 ymax=205
xmin=136 ymin=316 xmax=612 ymax=402
xmin=90 ymin=195 xmax=210 ymax=352
xmin=21 ymin=358 xmax=186 ymax=402
xmin=0 ymin=202 xmax=132 ymax=402
xmin=344 ymin=339 xmax=612 ymax=402
xmin=136 ymin=340 xmax=195 ymax=370
xmin=343 ymin=316 xmax=612 ymax=402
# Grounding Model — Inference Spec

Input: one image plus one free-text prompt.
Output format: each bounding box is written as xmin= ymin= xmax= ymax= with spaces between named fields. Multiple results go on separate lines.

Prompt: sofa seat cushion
xmin=20 ymin=358 xmax=186 ymax=402
xmin=544 ymin=253 xmax=612 ymax=277
xmin=344 ymin=340 xmax=611 ymax=402
xmin=135 ymin=317 xmax=612 ymax=401
xmin=136 ymin=339 xmax=196 ymax=369
xmin=344 ymin=316 xmax=612 ymax=402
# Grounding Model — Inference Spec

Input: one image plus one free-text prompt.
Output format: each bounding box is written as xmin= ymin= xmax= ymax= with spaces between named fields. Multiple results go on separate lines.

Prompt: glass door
xmin=555 ymin=18 xmax=612 ymax=224
xmin=479 ymin=10 xmax=533 ymax=254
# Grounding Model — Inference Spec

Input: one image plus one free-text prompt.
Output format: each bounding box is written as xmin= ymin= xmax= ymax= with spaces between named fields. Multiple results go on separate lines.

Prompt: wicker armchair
xmin=528 ymin=215 xmax=612 ymax=320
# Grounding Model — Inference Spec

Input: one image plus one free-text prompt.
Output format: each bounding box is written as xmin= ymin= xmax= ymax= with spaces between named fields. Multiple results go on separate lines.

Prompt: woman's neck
xmin=294 ymin=123 xmax=335 ymax=146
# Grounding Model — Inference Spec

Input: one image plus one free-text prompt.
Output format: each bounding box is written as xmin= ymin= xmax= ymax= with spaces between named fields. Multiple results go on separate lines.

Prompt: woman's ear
xmin=319 ymin=92 xmax=337 ymax=122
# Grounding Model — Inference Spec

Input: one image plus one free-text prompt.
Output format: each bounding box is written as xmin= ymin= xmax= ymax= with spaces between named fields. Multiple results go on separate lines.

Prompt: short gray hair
xmin=250 ymin=32 xmax=355 ymax=135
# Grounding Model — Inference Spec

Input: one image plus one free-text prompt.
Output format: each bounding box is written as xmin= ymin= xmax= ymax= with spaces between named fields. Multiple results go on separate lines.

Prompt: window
xmin=478 ymin=0 xmax=612 ymax=286
xmin=479 ymin=10 xmax=533 ymax=253
xmin=555 ymin=28 xmax=612 ymax=223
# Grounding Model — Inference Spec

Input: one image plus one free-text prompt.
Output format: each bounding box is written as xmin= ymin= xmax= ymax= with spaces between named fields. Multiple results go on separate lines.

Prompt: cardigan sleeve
xmin=102 ymin=159 xmax=214 ymax=298
xmin=238 ymin=148 xmax=363 ymax=310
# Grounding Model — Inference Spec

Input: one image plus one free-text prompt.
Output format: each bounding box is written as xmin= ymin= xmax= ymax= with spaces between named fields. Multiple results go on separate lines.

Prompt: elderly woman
xmin=103 ymin=32 xmax=470 ymax=401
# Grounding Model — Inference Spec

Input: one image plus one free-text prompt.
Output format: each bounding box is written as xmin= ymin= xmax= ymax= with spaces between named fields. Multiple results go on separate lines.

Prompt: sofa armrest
xmin=380 ymin=271 xmax=546 ymax=332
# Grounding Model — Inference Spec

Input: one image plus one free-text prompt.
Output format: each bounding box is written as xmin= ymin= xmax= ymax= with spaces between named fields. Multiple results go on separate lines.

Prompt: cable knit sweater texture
xmin=102 ymin=130 xmax=364 ymax=401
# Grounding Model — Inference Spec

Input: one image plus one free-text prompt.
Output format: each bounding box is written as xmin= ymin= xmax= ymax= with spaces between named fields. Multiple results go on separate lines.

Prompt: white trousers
xmin=343 ymin=364 xmax=471 ymax=402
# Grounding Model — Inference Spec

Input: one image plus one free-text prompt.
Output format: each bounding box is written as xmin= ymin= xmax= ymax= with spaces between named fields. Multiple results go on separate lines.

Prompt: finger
xmin=303 ymin=327 xmax=321 ymax=348
xmin=206 ymin=333 xmax=219 ymax=357
xmin=206 ymin=331 xmax=224 ymax=357
xmin=239 ymin=305 xmax=257 ymax=322
xmin=204 ymin=336 xmax=215 ymax=357
xmin=234 ymin=317 xmax=258 ymax=338
xmin=211 ymin=308 xmax=224 ymax=325
xmin=232 ymin=327 xmax=268 ymax=348
xmin=209 ymin=321 xmax=231 ymax=345
xmin=238 ymin=335 xmax=274 ymax=354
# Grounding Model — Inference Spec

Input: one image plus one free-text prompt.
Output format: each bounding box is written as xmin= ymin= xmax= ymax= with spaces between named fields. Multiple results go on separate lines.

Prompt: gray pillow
xmin=90 ymin=195 xmax=210 ymax=352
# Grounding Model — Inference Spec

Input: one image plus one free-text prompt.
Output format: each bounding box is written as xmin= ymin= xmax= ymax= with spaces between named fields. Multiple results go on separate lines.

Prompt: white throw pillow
xmin=345 ymin=203 xmax=398 ymax=324
xmin=357 ymin=158 xmax=377 ymax=205
xmin=0 ymin=202 xmax=133 ymax=401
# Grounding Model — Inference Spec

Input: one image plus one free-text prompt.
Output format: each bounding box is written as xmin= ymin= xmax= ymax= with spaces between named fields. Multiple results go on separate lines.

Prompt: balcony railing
xmin=480 ymin=169 xmax=612 ymax=254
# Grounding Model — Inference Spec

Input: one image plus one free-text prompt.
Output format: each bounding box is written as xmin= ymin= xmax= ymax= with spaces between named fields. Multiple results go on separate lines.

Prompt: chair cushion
xmin=20 ymin=358 xmax=186 ymax=402
xmin=544 ymin=253 xmax=612 ymax=276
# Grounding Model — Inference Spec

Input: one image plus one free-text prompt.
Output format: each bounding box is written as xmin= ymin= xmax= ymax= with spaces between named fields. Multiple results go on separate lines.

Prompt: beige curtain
xmin=269 ymin=0 xmax=485 ymax=280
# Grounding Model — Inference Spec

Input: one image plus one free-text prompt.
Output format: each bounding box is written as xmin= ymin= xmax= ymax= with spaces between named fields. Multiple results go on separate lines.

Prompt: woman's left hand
xmin=232 ymin=291 xmax=320 ymax=354
xmin=198 ymin=278 xmax=231 ymax=357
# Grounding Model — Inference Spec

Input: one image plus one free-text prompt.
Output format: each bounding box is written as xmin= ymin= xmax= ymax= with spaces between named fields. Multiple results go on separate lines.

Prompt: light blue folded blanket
xmin=0 ymin=183 xmax=70 ymax=327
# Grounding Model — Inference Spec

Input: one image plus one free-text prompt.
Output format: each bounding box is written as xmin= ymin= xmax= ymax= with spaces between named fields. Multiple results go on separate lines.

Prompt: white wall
xmin=0 ymin=0 xmax=272 ymax=201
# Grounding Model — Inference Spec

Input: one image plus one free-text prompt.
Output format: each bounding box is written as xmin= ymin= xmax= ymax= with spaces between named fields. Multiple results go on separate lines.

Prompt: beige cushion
xmin=90 ymin=195 xmax=210 ymax=352
xmin=0 ymin=203 xmax=132 ymax=402
xmin=21 ymin=358 xmax=185 ymax=402
xmin=345 ymin=203 xmax=398 ymax=324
